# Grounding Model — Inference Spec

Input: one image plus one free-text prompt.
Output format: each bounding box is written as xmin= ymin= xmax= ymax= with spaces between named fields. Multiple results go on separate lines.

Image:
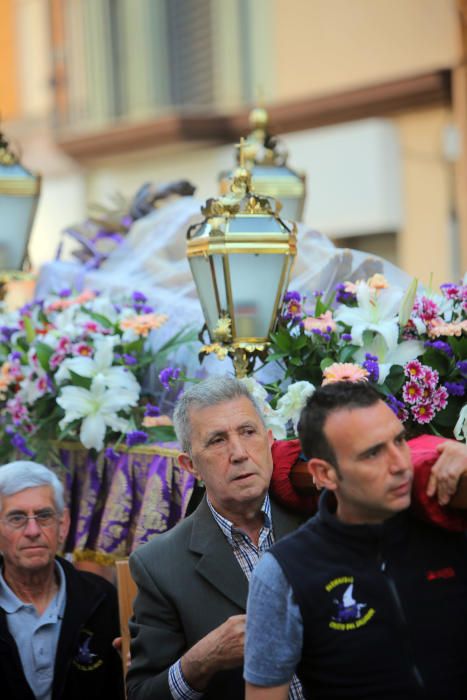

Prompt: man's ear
xmin=178 ymin=452 xmax=200 ymax=480
xmin=307 ymin=458 xmax=339 ymax=491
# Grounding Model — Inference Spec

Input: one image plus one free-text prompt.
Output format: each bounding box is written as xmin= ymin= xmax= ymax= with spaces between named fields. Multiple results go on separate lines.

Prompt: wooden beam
xmin=56 ymin=70 xmax=452 ymax=161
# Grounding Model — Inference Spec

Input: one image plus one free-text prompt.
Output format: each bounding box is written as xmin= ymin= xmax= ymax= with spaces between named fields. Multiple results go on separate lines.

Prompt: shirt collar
xmin=207 ymin=492 xmax=272 ymax=545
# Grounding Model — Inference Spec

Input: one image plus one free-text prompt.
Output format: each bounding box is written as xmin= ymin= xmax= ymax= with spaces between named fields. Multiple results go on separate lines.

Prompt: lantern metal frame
xmin=188 ymin=146 xmax=297 ymax=377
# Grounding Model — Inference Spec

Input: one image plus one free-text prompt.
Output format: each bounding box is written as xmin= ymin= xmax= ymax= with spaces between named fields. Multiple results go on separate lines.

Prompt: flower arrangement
xmin=0 ymin=289 xmax=197 ymax=461
xmin=262 ymin=274 xmax=466 ymax=441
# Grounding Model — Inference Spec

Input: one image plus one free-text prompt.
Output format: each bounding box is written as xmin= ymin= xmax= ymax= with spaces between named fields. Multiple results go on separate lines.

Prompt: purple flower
xmin=284 ymin=290 xmax=301 ymax=303
xmin=125 ymin=430 xmax=149 ymax=447
xmin=313 ymin=290 xmax=323 ymax=298
xmin=0 ymin=326 xmax=16 ymax=341
xmin=132 ymin=291 xmax=147 ymax=304
xmin=341 ymin=333 xmax=352 ymax=342
xmin=457 ymin=361 xmax=467 ymax=378
xmin=362 ymin=353 xmax=380 ymax=383
xmin=122 ymin=354 xmax=137 ymax=366
xmin=444 ymin=382 xmax=465 ymax=397
xmin=10 ymin=433 xmax=36 ymax=458
xmin=141 ymin=304 xmax=154 ymax=314
xmin=9 ymin=351 xmax=22 ymax=361
xmin=59 ymin=287 xmax=72 ymax=298
xmin=105 ymin=447 xmax=120 ymax=461
xmin=424 ymin=340 xmax=453 ymax=357
xmin=144 ymin=403 xmax=161 ymax=417
xmin=335 ymin=283 xmax=356 ymax=304
xmin=386 ymin=395 xmax=409 ymax=422
xmin=159 ymin=367 xmax=181 ymax=390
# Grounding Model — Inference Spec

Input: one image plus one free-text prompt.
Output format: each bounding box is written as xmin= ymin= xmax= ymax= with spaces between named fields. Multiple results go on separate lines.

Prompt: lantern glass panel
xmin=0 ymin=194 xmax=37 ymax=268
xmin=228 ymin=215 xmax=285 ymax=234
xmin=228 ymin=253 xmax=285 ymax=339
xmin=189 ymin=256 xmax=220 ymax=332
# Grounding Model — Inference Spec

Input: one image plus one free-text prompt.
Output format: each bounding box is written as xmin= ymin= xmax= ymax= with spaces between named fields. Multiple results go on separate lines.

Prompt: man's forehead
xmin=189 ymin=397 xmax=260 ymax=434
xmin=2 ymin=485 xmax=55 ymax=511
xmin=324 ymin=402 xmax=402 ymax=450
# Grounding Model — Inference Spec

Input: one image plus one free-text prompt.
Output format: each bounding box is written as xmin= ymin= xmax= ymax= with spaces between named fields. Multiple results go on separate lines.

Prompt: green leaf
xmin=145 ymin=425 xmax=177 ymax=442
xmin=35 ymin=341 xmax=54 ymax=372
xmin=398 ymin=277 xmax=418 ymax=327
xmin=86 ymin=311 xmax=115 ymax=329
xmin=320 ymin=357 xmax=335 ymax=371
xmin=68 ymin=371 xmax=93 ymax=389
xmin=338 ymin=344 xmax=359 ymax=363
xmin=23 ymin=316 xmax=35 ymax=343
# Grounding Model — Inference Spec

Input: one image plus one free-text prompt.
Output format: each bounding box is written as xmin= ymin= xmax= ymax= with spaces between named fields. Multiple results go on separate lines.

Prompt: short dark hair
xmin=298 ymin=381 xmax=382 ymax=466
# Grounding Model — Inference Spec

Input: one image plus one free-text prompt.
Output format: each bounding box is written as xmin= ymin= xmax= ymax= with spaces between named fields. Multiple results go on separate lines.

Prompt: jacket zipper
xmin=379 ymin=558 xmax=425 ymax=691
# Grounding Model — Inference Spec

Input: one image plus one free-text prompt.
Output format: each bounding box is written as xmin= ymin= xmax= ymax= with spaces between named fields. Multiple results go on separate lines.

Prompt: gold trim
xmin=187 ymin=242 xmax=297 ymax=256
xmin=50 ymin=439 xmax=180 ymax=457
xmin=251 ymin=180 xmax=306 ymax=198
xmin=73 ymin=549 xmax=118 ymax=566
xmin=223 ymin=255 xmax=236 ymax=338
xmin=0 ymin=177 xmax=41 ymax=196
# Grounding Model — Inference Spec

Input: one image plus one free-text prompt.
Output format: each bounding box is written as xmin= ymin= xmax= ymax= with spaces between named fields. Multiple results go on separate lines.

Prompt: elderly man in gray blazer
xmin=127 ymin=376 xmax=303 ymax=700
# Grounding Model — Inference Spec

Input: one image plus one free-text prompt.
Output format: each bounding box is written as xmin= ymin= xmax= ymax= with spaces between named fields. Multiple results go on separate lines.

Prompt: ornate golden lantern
xmin=0 ymin=129 xmax=41 ymax=282
xmin=219 ymin=107 xmax=306 ymax=222
xmin=188 ymin=140 xmax=297 ymax=377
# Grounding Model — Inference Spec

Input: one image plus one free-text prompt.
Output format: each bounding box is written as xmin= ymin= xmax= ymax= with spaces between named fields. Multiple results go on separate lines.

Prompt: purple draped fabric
xmin=55 ymin=444 xmax=194 ymax=559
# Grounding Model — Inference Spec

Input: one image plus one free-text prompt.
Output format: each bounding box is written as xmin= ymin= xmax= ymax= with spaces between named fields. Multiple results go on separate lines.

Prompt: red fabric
xmin=270 ymin=439 xmax=319 ymax=515
xmin=270 ymin=435 xmax=467 ymax=531
xmin=408 ymin=435 xmax=467 ymax=532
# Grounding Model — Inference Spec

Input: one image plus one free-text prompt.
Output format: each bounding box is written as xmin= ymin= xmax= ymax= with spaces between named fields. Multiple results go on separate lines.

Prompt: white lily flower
xmin=276 ymin=381 xmax=315 ymax=430
xmin=239 ymin=376 xmax=269 ymax=405
xmin=353 ymin=334 xmax=424 ymax=384
xmin=454 ymin=404 xmax=467 ymax=442
xmin=55 ymin=336 xmax=139 ymax=394
xmin=334 ymin=282 xmax=404 ymax=347
xmin=57 ymin=375 xmax=139 ymax=450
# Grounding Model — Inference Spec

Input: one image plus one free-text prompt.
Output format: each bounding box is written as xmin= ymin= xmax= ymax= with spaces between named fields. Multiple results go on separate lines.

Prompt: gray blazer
xmin=127 ymin=496 xmax=302 ymax=700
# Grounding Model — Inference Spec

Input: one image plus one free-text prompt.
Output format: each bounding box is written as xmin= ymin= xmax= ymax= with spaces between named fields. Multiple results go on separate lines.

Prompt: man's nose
xmin=229 ymin=434 xmax=248 ymax=461
xmin=388 ymin=444 xmax=409 ymax=474
xmin=23 ymin=516 xmax=42 ymax=536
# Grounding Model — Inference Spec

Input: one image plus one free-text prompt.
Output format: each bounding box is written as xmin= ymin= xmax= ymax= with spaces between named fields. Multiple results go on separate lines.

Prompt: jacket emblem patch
xmin=325 ymin=576 xmax=375 ymax=631
xmin=73 ymin=629 xmax=104 ymax=671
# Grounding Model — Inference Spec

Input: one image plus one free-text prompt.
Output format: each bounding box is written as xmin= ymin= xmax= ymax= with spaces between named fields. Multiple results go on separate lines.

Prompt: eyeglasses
xmin=1 ymin=509 xmax=58 ymax=530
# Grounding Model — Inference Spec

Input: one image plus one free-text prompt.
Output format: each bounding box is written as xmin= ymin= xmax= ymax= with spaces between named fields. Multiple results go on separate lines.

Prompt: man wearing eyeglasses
xmin=0 ymin=460 xmax=124 ymax=700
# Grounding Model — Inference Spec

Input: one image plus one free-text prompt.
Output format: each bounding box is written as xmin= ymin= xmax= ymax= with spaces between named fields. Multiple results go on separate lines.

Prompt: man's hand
xmin=181 ymin=614 xmax=246 ymax=691
xmin=426 ymin=440 xmax=467 ymax=506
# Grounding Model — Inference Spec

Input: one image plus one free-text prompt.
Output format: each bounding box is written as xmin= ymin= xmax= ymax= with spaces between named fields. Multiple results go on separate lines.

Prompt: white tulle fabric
xmin=36 ymin=196 xmax=411 ymax=377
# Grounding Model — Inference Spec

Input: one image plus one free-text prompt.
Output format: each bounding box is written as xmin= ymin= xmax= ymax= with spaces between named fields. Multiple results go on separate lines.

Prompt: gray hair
xmin=0 ymin=461 xmax=65 ymax=514
xmin=173 ymin=375 xmax=265 ymax=453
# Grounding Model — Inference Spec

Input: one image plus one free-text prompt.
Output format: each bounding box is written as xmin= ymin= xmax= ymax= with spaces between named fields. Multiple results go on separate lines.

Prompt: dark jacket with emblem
xmin=0 ymin=556 xmax=124 ymax=700
xmin=271 ymin=491 xmax=467 ymax=700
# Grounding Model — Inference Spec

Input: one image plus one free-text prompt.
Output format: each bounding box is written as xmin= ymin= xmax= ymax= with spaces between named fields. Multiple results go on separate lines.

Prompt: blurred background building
xmin=1 ymin=0 xmax=466 ymax=286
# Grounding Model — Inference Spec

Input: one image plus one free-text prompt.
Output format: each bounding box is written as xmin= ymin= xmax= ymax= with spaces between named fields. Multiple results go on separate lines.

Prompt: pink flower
xmin=404 ymin=360 xmax=424 ymax=380
xmin=413 ymin=296 xmax=440 ymax=323
xmin=433 ymin=386 xmax=449 ymax=410
xmin=322 ymin=363 xmax=369 ymax=385
xmin=402 ymin=381 xmax=423 ymax=404
xmin=73 ymin=343 xmax=93 ymax=356
xmin=367 ymin=273 xmax=389 ymax=290
xmin=57 ymin=337 xmax=72 ymax=353
xmin=6 ymin=397 xmax=29 ymax=424
xmin=46 ymin=289 xmax=96 ymax=312
xmin=428 ymin=319 xmax=467 ymax=337
xmin=422 ymin=367 xmax=439 ymax=389
xmin=411 ymin=403 xmax=435 ymax=424
xmin=303 ymin=311 xmax=336 ymax=334
xmin=49 ymin=353 xmax=65 ymax=370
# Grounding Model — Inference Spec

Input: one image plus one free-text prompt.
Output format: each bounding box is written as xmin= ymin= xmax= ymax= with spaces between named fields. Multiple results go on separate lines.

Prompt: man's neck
xmin=209 ymin=496 xmax=267 ymax=546
xmin=3 ymin=562 xmax=59 ymax=615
